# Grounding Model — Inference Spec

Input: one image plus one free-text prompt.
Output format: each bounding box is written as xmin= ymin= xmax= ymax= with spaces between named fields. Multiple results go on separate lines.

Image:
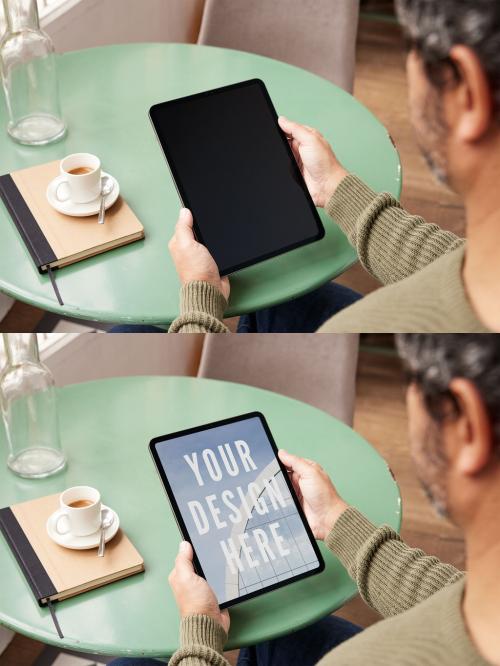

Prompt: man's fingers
xmin=291 ymin=471 xmax=303 ymax=499
xmin=278 ymin=116 xmax=315 ymax=146
xmin=290 ymin=139 xmax=302 ymax=165
xmin=279 ymin=449 xmax=318 ymax=477
xmin=221 ymin=608 xmax=230 ymax=630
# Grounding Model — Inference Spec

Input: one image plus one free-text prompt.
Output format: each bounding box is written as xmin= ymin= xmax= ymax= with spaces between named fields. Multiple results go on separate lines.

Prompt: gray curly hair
xmin=396 ymin=334 xmax=500 ymax=448
xmin=395 ymin=1 xmax=500 ymax=116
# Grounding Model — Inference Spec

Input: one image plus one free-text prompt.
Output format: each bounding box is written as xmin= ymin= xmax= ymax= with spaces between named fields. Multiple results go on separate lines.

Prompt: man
xmin=166 ymin=0 xmax=500 ymax=333
xmin=109 ymin=334 xmax=500 ymax=665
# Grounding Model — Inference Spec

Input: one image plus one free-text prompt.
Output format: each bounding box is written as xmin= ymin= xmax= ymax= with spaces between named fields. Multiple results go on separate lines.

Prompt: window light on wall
xmin=0 ymin=0 xmax=71 ymax=33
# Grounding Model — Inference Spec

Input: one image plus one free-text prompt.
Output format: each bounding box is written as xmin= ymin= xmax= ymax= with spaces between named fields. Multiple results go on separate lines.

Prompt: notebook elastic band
xmin=47 ymin=266 xmax=64 ymax=306
xmin=47 ymin=599 xmax=64 ymax=638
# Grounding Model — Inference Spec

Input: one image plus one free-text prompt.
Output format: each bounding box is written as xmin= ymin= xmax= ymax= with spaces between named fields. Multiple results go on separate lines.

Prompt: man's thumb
xmin=175 ymin=208 xmax=195 ymax=242
xmin=279 ymin=449 xmax=315 ymax=477
xmin=175 ymin=541 xmax=194 ymax=575
xmin=179 ymin=208 xmax=192 ymax=224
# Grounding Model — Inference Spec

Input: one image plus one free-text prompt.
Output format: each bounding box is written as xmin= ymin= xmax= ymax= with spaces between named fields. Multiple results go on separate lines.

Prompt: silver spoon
xmin=97 ymin=508 xmax=114 ymax=557
xmin=97 ymin=176 xmax=114 ymax=225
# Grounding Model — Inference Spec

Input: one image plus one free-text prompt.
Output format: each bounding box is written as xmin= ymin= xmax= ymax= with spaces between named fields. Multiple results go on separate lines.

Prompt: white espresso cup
xmin=56 ymin=153 xmax=101 ymax=204
xmin=55 ymin=486 xmax=101 ymax=537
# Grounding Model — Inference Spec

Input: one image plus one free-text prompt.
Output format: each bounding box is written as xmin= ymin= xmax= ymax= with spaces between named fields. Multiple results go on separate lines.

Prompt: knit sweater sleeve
xmin=169 ymin=281 xmax=230 ymax=334
xmin=326 ymin=175 xmax=465 ymax=285
xmin=326 ymin=508 xmax=464 ymax=618
xmin=168 ymin=615 xmax=231 ymax=666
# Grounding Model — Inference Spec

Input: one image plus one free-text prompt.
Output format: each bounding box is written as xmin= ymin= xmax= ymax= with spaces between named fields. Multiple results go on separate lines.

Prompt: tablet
xmin=149 ymin=79 xmax=325 ymax=276
xmin=149 ymin=412 xmax=324 ymax=608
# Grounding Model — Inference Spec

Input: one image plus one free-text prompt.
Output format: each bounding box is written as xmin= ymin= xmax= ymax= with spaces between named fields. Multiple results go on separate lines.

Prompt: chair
xmin=0 ymin=294 xmax=13 ymax=324
xmin=44 ymin=333 xmax=204 ymax=386
xmin=45 ymin=0 xmax=205 ymax=53
xmin=198 ymin=0 xmax=360 ymax=92
xmin=197 ymin=334 xmax=359 ymax=425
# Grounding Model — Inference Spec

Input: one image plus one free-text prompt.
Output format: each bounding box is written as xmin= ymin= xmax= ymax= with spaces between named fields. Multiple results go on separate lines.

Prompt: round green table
xmin=0 ymin=376 xmax=401 ymax=658
xmin=0 ymin=43 xmax=401 ymax=325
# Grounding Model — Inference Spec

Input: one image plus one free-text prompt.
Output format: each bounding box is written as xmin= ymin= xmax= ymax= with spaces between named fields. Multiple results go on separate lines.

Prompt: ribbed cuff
xmin=180 ymin=614 xmax=227 ymax=653
xmin=326 ymin=175 xmax=392 ymax=238
xmin=325 ymin=507 xmax=379 ymax=572
xmin=181 ymin=281 xmax=227 ymax=319
xmin=168 ymin=281 xmax=229 ymax=333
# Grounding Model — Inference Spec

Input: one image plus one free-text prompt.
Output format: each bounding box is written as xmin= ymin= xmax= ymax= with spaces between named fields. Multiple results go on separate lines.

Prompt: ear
xmin=448 ymin=378 xmax=494 ymax=475
xmin=448 ymin=45 xmax=494 ymax=142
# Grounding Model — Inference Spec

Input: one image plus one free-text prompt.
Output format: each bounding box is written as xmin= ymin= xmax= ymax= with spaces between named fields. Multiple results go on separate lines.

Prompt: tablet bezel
xmin=149 ymin=79 xmax=325 ymax=276
xmin=149 ymin=411 xmax=325 ymax=609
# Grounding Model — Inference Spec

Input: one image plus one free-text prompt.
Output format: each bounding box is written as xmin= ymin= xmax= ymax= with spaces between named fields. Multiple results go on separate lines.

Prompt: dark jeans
xmin=237 ymin=282 xmax=362 ymax=333
xmin=108 ymin=616 xmax=362 ymax=666
xmin=237 ymin=616 xmax=362 ymax=665
xmin=110 ymin=282 xmax=362 ymax=334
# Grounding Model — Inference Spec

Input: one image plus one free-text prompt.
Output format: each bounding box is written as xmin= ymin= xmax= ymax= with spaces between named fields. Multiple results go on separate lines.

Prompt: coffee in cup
xmin=68 ymin=166 xmax=94 ymax=176
xmin=56 ymin=153 xmax=102 ymax=204
xmin=68 ymin=499 xmax=94 ymax=508
xmin=55 ymin=485 xmax=101 ymax=537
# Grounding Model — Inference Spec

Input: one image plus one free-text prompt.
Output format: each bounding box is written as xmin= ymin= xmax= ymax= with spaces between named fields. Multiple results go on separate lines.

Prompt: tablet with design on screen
xmin=149 ymin=79 xmax=325 ymax=276
xmin=149 ymin=412 xmax=324 ymax=609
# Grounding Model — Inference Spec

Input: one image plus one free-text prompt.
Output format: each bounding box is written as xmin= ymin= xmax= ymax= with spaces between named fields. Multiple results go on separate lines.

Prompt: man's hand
xmin=279 ymin=449 xmax=349 ymax=540
xmin=278 ymin=116 xmax=348 ymax=208
xmin=169 ymin=541 xmax=230 ymax=634
xmin=168 ymin=208 xmax=230 ymax=301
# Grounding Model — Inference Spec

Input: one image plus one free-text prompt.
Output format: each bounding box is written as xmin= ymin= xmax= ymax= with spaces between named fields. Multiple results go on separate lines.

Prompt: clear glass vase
xmin=0 ymin=333 xmax=66 ymax=478
xmin=0 ymin=0 xmax=66 ymax=145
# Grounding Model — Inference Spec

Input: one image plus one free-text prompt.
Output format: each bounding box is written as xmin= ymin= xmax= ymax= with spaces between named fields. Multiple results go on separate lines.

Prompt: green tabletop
xmin=0 ymin=43 xmax=401 ymax=325
xmin=0 ymin=376 xmax=401 ymax=658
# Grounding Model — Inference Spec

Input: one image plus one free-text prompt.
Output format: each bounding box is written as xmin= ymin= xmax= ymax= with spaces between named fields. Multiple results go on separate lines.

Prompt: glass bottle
xmin=0 ymin=333 xmax=66 ymax=478
xmin=0 ymin=0 xmax=66 ymax=145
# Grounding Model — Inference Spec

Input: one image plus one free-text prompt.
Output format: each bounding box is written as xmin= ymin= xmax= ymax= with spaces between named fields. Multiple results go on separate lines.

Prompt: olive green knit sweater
xmin=168 ymin=176 xmax=490 ymax=333
xmin=169 ymin=508 xmax=489 ymax=666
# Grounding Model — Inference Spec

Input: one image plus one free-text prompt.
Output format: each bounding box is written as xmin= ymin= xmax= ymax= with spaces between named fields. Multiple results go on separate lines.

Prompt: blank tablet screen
xmin=149 ymin=79 xmax=324 ymax=275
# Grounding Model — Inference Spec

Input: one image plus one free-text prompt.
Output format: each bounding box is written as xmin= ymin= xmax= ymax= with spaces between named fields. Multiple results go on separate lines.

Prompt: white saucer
xmin=46 ymin=171 xmax=120 ymax=217
xmin=46 ymin=504 xmax=120 ymax=550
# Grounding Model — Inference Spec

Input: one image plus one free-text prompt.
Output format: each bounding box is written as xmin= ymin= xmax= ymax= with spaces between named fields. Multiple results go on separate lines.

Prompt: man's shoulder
xmin=318 ymin=579 xmax=484 ymax=666
xmin=320 ymin=247 xmax=487 ymax=333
